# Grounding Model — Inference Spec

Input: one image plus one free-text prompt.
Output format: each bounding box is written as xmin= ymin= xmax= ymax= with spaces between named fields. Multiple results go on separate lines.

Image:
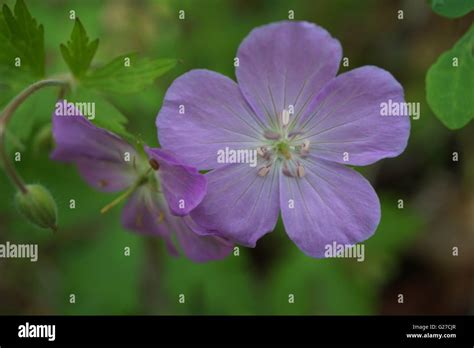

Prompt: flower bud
xmin=15 ymin=184 xmax=58 ymax=232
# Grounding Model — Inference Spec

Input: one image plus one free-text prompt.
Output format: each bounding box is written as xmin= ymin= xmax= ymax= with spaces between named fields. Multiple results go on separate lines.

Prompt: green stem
xmin=0 ymin=78 xmax=70 ymax=194
xmin=100 ymin=185 xmax=137 ymax=214
xmin=100 ymin=168 xmax=153 ymax=214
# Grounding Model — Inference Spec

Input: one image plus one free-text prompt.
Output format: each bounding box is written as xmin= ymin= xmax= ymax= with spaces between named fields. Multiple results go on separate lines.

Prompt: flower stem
xmin=100 ymin=168 xmax=153 ymax=214
xmin=100 ymin=185 xmax=137 ymax=214
xmin=0 ymin=78 xmax=70 ymax=194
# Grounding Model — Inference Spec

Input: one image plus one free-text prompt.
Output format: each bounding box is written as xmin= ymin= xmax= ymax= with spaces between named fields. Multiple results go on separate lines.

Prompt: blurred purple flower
xmin=157 ymin=21 xmax=410 ymax=257
xmin=51 ymin=108 xmax=232 ymax=262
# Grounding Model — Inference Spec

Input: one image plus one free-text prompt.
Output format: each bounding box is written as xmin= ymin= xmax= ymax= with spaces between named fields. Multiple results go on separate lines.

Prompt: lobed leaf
xmin=82 ymin=54 xmax=176 ymax=94
xmin=67 ymin=88 xmax=133 ymax=141
xmin=60 ymin=18 xmax=99 ymax=78
xmin=0 ymin=0 xmax=45 ymax=77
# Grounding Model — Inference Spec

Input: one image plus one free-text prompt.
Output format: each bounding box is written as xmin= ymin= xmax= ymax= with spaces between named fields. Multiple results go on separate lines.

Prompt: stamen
xmin=302 ymin=140 xmax=310 ymax=151
xmin=281 ymin=109 xmax=290 ymax=127
xmin=282 ymin=163 xmax=294 ymax=177
xmin=296 ymin=163 xmax=305 ymax=178
xmin=300 ymin=140 xmax=310 ymax=157
xmin=156 ymin=211 xmax=165 ymax=223
xmin=149 ymin=158 xmax=160 ymax=170
xmin=98 ymin=179 xmax=109 ymax=187
xmin=288 ymin=131 xmax=304 ymax=139
xmin=257 ymin=165 xmax=271 ymax=177
xmin=264 ymin=130 xmax=281 ymax=140
xmin=257 ymin=146 xmax=271 ymax=160
xmin=135 ymin=211 xmax=143 ymax=228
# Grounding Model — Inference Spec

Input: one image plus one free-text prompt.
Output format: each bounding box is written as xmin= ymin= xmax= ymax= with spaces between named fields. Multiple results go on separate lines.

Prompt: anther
xmin=281 ymin=109 xmax=290 ymax=127
xmin=149 ymin=159 xmax=160 ymax=170
xmin=157 ymin=211 xmax=165 ymax=223
xmin=263 ymin=130 xmax=281 ymax=140
xmin=135 ymin=212 xmax=144 ymax=228
xmin=288 ymin=131 xmax=304 ymax=139
xmin=257 ymin=165 xmax=271 ymax=177
xmin=302 ymin=140 xmax=310 ymax=151
xmin=296 ymin=163 xmax=305 ymax=178
xmin=257 ymin=146 xmax=271 ymax=160
xmin=282 ymin=164 xmax=294 ymax=177
xmin=99 ymin=179 xmax=109 ymax=187
xmin=300 ymin=140 xmax=310 ymax=157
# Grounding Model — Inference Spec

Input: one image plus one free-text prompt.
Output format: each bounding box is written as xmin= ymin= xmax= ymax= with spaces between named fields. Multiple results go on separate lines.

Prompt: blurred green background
xmin=0 ymin=0 xmax=473 ymax=315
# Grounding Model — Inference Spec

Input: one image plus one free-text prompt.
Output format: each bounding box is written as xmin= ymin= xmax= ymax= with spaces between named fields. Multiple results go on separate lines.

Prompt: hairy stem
xmin=0 ymin=78 xmax=69 ymax=194
xmin=100 ymin=167 xmax=153 ymax=214
xmin=100 ymin=185 xmax=137 ymax=214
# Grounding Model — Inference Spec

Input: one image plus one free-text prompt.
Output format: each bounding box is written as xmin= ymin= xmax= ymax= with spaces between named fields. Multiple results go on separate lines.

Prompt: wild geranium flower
xmin=157 ymin=21 xmax=410 ymax=257
xmin=51 ymin=107 xmax=232 ymax=262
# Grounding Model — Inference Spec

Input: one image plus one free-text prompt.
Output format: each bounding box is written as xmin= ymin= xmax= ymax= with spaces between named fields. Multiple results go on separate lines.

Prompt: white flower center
xmin=256 ymin=109 xmax=309 ymax=178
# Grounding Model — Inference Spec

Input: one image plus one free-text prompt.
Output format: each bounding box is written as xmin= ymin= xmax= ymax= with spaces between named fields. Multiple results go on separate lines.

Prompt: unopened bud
xmin=15 ymin=184 xmax=58 ymax=232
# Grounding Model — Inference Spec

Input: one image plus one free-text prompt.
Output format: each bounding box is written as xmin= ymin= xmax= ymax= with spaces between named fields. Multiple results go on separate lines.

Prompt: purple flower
xmin=156 ymin=21 xmax=410 ymax=257
xmin=51 ymin=107 xmax=232 ymax=262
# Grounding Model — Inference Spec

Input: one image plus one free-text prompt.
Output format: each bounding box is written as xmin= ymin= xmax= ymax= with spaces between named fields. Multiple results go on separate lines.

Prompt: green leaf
xmin=0 ymin=65 xmax=35 ymax=108
xmin=0 ymin=0 xmax=45 ymax=77
xmin=426 ymin=25 xmax=474 ymax=129
xmin=429 ymin=0 xmax=474 ymax=18
xmin=60 ymin=18 xmax=99 ymax=78
xmin=82 ymin=54 xmax=176 ymax=94
xmin=67 ymin=88 xmax=133 ymax=140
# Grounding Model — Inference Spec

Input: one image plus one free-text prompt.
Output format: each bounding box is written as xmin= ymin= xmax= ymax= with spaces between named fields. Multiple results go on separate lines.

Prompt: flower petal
xmin=145 ymin=147 xmax=207 ymax=216
xmin=122 ymin=187 xmax=231 ymax=261
xmin=122 ymin=187 xmax=179 ymax=256
xmin=297 ymin=66 xmax=410 ymax=166
xmin=236 ymin=21 xmax=342 ymax=126
xmin=157 ymin=69 xmax=265 ymax=170
xmin=51 ymin=106 xmax=138 ymax=192
xmin=279 ymin=156 xmax=380 ymax=258
xmin=175 ymin=216 xmax=233 ymax=262
xmin=190 ymin=163 xmax=280 ymax=247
